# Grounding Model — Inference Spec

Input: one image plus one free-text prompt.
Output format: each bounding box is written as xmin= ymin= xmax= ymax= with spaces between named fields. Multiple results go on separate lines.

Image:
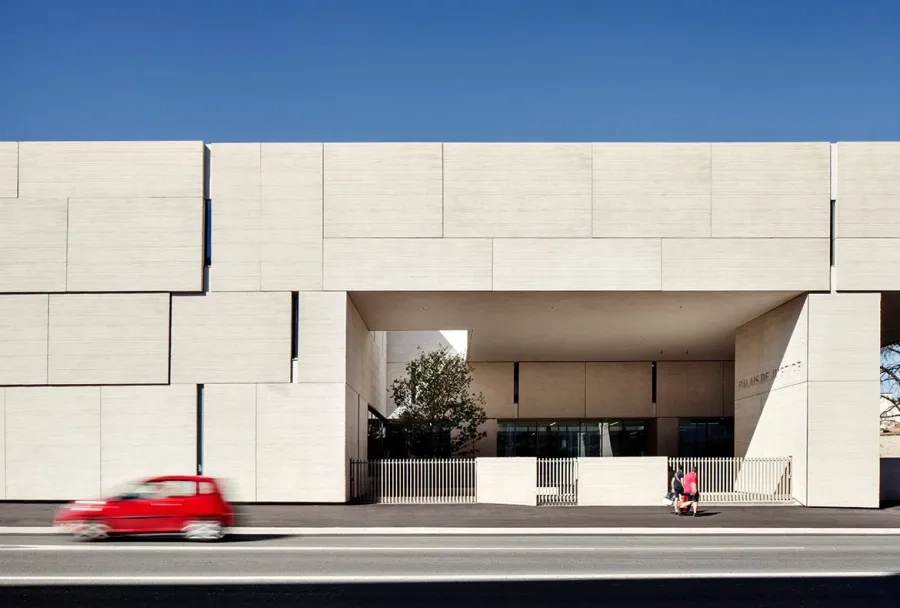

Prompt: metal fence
xmin=667 ymin=457 xmax=793 ymax=504
xmin=537 ymin=458 xmax=578 ymax=506
xmin=350 ymin=459 xmax=476 ymax=504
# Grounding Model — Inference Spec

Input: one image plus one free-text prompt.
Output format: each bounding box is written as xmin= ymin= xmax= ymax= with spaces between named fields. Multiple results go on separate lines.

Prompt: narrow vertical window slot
xmin=513 ymin=361 xmax=520 ymax=404
xmin=196 ymin=384 xmax=204 ymax=475
xmin=291 ymin=292 xmax=299 ymax=360
xmin=829 ymin=200 xmax=836 ymax=267
xmin=651 ymin=361 xmax=658 ymax=404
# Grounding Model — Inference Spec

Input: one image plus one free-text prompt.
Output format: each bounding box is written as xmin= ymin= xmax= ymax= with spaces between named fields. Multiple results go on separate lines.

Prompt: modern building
xmin=0 ymin=141 xmax=897 ymax=508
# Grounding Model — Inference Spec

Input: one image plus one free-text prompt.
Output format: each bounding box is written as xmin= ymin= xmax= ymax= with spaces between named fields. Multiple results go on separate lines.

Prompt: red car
xmin=53 ymin=475 xmax=235 ymax=541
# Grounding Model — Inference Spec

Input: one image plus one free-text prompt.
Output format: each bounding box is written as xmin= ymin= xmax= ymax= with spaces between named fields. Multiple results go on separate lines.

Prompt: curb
xmin=3 ymin=526 xmax=900 ymax=535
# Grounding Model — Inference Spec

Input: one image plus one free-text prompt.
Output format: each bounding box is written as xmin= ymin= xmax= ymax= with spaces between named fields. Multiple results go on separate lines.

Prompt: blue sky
xmin=2 ymin=0 xmax=900 ymax=142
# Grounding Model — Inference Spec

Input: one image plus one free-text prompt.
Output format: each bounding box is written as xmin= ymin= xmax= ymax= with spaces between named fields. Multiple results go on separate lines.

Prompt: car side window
xmin=199 ymin=482 xmax=216 ymax=495
xmin=157 ymin=481 xmax=197 ymax=498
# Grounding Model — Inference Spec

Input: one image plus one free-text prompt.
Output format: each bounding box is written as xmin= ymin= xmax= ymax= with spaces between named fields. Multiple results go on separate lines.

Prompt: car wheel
xmin=182 ymin=520 xmax=224 ymax=542
xmin=75 ymin=520 xmax=110 ymax=541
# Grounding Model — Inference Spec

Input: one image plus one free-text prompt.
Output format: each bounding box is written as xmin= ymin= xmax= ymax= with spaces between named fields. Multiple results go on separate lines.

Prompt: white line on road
xmin=0 ymin=572 xmax=895 ymax=585
xmin=0 ymin=545 xmax=807 ymax=553
xmin=4 ymin=527 xmax=900 ymax=536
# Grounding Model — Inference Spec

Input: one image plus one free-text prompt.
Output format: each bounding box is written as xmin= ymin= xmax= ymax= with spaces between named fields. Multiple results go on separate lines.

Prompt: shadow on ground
xmin=2 ymin=576 xmax=899 ymax=607
xmin=88 ymin=533 xmax=293 ymax=544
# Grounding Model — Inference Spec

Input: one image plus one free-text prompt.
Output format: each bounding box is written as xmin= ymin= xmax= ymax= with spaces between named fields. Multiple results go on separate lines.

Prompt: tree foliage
xmin=883 ymin=344 xmax=900 ymax=406
xmin=390 ymin=346 xmax=488 ymax=458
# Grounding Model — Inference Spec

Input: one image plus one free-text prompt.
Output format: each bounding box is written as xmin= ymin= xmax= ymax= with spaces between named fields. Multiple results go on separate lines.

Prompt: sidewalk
xmin=1 ymin=502 xmax=898 ymax=529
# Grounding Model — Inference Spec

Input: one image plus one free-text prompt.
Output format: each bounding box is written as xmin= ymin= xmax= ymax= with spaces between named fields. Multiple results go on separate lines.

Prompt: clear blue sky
xmin=2 ymin=0 xmax=899 ymax=142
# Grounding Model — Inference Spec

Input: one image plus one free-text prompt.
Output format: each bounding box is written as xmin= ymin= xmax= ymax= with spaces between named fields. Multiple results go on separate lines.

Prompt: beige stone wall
xmin=734 ymin=293 xmax=881 ymax=508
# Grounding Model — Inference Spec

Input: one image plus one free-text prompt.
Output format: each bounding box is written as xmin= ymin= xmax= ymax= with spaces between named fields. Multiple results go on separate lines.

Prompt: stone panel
xmin=295 ymin=291 xmax=347 ymax=384
xmin=0 ymin=389 xmax=4 ymax=498
xmin=835 ymin=238 xmax=900 ymax=291
xmin=470 ymin=362 xmax=515 ymax=419
xmin=807 ymin=381 xmax=880 ymax=508
xmin=662 ymin=238 xmax=829 ymax=291
xmin=5 ymin=387 xmax=101 ymax=499
xmin=324 ymin=238 xmax=492 ymax=291
xmin=835 ymin=142 xmax=900 ymax=237
xmin=0 ymin=197 xmax=67 ymax=292
xmin=443 ymin=143 xmax=592 ymax=237
xmin=592 ymin=143 xmax=711 ymax=238
xmin=710 ymin=143 xmax=830 ymax=238
xmin=475 ymin=457 xmax=537 ymax=505
xmin=256 ymin=383 xmax=347 ymax=502
xmin=734 ymin=296 xmax=808 ymax=401
xmin=656 ymin=362 xmax=725 ymax=417
xmin=518 ymin=362 xmax=585 ymax=418
xmin=346 ymin=296 xmax=381 ymax=408
xmin=743 ymin=382 xmax=809 ymax=503
xmin=100 ymin=385 xmax=197 ymax=494
xmin=808 ymin=293 xmax=881 ymax=383
xmin=324 ymin=143 xmax=442 ymax=238
xmin=18 ymin=141 xmax=203 ymax=198
xmin=208 ymin=143 xmax=261 ymax=291
xmin=171 ymin=292 xmax=291 ymax=384
xmin=48 ymin=294 xmax=169 ymax=385
xmin=492 ymin=239 xmax=661 ymax=291
xmin=585 ymin=362 xmax=653 ymax=418
xmin=261 ymin=143 xmax=323 ymax=290
xmin=203 ymin=384 xmax=257 ymax=502
xmin=0 ymin=142 xmax=16 ymax=198
xmin=0 ymin=295 xmax=48 ymax=385
xmin=577 ymin=457 xmax=667 ymax=506
xmin=66 ymin=197 xmax=203 ymax=292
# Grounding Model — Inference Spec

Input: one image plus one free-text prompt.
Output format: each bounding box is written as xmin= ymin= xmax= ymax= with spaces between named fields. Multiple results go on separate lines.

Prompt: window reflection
xmin=678 ymin=418 xmax=734 ymax=457
xmin=497 ymin=420 xmax=648 ymax=457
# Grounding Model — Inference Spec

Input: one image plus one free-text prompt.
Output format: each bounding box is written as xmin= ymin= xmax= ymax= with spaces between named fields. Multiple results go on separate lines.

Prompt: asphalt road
xmin=1 ymin=534 xmax=898 ymax=606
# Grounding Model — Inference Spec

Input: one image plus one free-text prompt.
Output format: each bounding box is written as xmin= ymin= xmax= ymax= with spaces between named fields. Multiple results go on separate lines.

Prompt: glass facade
xmin=678 ymin=418 xmax=735 ymax=457
xmin=497 ymin=420 xmax=649 ymax=457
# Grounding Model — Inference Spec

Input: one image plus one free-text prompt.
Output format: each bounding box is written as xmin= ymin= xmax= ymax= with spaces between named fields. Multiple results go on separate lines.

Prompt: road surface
xmin=0 ymin=533 xmax=898 ymax=606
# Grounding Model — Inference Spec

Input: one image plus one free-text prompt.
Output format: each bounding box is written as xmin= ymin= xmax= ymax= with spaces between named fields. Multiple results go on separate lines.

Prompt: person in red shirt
xmin=683 ymin=466 xmax=699 ymax=516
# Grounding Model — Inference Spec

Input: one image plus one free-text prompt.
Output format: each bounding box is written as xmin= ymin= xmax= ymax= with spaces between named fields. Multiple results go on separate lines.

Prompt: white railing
xmin=537 ymin=458 xmax=578 ymax=506
xmin=350 ymin=459 xmax=476 ymax=504
xmin=667 ymin=457 xmax=793 ymax=504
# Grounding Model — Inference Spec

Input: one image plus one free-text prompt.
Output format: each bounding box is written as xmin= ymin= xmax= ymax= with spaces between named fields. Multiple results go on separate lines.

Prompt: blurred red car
xmin=53 ymin=475 xmax=234 ymax=541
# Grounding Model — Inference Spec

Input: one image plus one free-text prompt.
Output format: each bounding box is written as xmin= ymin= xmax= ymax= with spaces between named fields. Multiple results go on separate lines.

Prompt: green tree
xmin=390 ymin=346 xmax=488 ymax=458
xmin=883 ymin=344 xmax=899 ymax=405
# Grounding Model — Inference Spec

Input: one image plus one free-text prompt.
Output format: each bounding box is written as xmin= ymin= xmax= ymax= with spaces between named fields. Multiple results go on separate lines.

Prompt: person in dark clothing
xmin=670 ymin=467 xmax=685 ymax=514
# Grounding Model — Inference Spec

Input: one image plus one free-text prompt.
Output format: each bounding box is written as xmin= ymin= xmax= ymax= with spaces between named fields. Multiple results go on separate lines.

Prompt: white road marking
xmin=0 ymin=544 xmax=807 ymax=553
xmin=3 ymin=526 xmax=900 ymax=535
xmin=0 ymin=572 xmax=894 ymax=585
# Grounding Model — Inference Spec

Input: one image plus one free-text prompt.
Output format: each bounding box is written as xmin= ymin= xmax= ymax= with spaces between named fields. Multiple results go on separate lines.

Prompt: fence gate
xmin=537 ymin=458 xmax=578 ymax=506
xmin=350 ymin=459 xmax=476 ymax=504
xmin=667 ymin=456 xmax=793 ymax=504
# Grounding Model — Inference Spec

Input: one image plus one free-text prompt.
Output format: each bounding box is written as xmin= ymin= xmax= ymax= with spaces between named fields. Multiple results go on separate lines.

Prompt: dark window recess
xmin=196 ymin=384 xmax=204 ymax=475
xmin=678 ymin=418 xmax=734 ymax=458
xmin=513 ymin=362 xmax=520 ymax=404
xmin=497 ymin=419 xmax=650 ymax=458
xmin=203 ymin=199 xmax=212 ymax=266
xmin=829 ymin=200 xmax=836 ymax=267
xmin=651 ymin=361 xmax=658 ymax=403
xmin=291 ymin=292 xmax=299 ymax=359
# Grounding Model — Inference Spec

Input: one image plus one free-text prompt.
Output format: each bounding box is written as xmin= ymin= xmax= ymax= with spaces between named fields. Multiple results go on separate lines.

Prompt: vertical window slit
xmin=651 ymin=361 xmax=658 ymax=404
xmin=196 ymin=384 xmax=204 ymax=475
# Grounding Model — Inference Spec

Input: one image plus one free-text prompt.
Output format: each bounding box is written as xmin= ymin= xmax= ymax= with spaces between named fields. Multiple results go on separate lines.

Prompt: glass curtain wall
xmin=678 ymin=418 xmax=735 ymax=457
xmin=497 ymin=420 xmax=649 ymax=457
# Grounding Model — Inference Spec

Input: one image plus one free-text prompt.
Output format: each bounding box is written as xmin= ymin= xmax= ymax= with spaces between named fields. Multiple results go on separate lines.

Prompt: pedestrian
xmin=670 ymin=467 xmax=685 ymax=514
xmin=683 ymin=466 xmax=699 ymax=516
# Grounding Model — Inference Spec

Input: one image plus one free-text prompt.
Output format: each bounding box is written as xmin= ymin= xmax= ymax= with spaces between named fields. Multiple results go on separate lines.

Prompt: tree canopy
xmin=390 ymin=346 xmax=488 ymax=458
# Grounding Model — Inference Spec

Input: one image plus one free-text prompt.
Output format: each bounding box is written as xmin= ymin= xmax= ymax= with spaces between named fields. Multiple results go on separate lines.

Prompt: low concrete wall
xmin=476 ymin=457 xmax=537 ymax=506
xmin=881 ymin=458 xmax=900 ymax=502
xmin=577 ymin=457 xmax=667 ymax=506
